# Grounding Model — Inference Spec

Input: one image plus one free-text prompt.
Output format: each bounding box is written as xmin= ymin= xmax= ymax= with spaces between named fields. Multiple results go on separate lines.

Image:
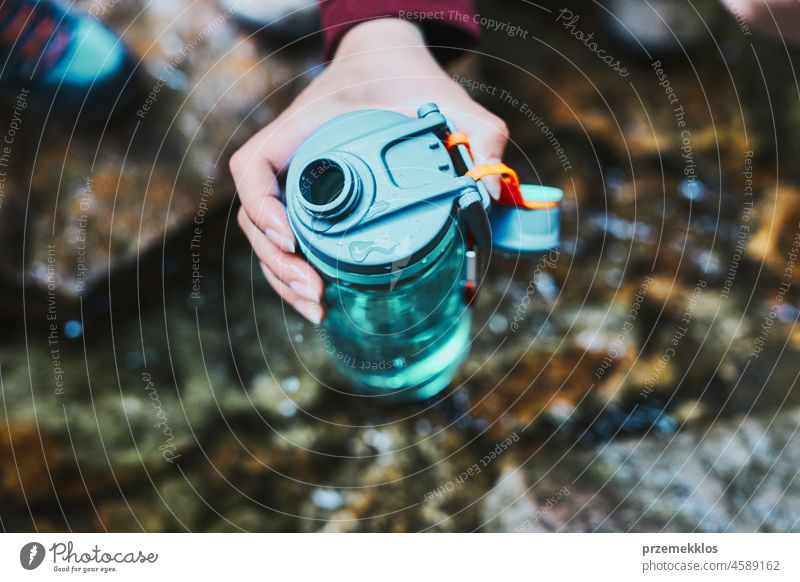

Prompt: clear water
xmin=322 ymin=226 xmax=471 ymax=401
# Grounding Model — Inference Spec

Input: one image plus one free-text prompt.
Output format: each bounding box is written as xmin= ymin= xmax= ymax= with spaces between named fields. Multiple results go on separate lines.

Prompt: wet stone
xmin=296 ymin=421 xmax=494 ymax=532
xmin=2 ymin=0 xmax=800 ymax=533
xmin=0 ymin=0 xmax=311 ymax=314
xmin=482 ymin=409 xmax=800 ymax=532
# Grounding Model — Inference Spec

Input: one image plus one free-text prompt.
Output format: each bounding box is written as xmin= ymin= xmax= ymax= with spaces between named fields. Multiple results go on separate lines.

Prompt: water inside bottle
xmin=322 ymin=224 xmax=471 ymax=400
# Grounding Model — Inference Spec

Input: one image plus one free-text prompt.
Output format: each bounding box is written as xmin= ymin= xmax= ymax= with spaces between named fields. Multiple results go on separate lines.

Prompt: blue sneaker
xmin=0 ymin=0 xmax=137 ymax=120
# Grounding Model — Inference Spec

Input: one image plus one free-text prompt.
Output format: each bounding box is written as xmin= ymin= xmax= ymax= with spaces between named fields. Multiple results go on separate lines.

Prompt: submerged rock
xmin=0 ymin=0 xmax=311 ymax=316
xmin=2 ymin=0 xmax=800 ymax=534
xmin=482 ymin=408 xmax=800 ymax=532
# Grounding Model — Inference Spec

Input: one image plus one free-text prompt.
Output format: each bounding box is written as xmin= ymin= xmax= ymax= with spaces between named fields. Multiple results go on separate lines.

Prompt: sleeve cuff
xmin=319 ymin=0 xmax=479 ymax=64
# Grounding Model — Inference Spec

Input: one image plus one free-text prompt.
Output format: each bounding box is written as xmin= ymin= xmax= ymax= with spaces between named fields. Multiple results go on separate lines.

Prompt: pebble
xmin=278 ymin=399 xmax=298 ymax=417
xmin=282 ymin=376 xmax=301 ymax=393
xmin=679 ymin=178 xmax=707 ymax=201
xmin=776 ymin=303 xmax=800 ymax=323
xmin=415 ymin=419 xmax=432 ymax=436
xmin=488 ymin=314 xmax=508 ymax=334
xmin=535 ymin=273 xmax=559 ymax=302
xmin=363 ymin=429 xmax=393 ymax=453
xmin=64 ymin=320 xmax=83 ymax=339
xmin=311 ymin=488 xmax=344 ymax=511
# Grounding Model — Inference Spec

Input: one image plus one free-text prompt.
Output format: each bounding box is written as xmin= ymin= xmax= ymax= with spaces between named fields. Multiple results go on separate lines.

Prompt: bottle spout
xmin=297 ymin=155 xmax=361 ymax=219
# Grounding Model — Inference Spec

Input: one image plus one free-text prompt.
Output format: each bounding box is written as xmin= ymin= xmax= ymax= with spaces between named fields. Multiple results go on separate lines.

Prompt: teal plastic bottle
xmin=322 ymin=219 xmax=471 ymax=400
xmin=285 ymin=104 xmax=561 ymax=401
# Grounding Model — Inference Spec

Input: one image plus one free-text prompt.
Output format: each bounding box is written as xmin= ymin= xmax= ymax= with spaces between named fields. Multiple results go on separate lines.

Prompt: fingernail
xmin=290 ymin=280 xmax=320 ymax=302
xmin=270 ymin=211 xmax=291 ymax=232
xmin=294 ymin=299 xmax=322 ymax=324
xmin=266 ymin=228 xmax=296 ymax=253
xmin=259 ymin=262 xmax=272 ymax=281
xmin=289 ymin=263 xmax=308 ymax=280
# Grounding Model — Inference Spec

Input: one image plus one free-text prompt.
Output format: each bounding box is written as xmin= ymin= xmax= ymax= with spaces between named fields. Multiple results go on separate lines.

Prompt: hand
xmin=230 ymin=18 xmax=509 ymax=323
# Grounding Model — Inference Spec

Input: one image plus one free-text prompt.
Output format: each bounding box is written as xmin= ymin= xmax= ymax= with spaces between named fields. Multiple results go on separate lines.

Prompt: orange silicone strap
xmin=445 ymin=132 xmax=473 ymax=159
xmin=466 ymin=162 xmax=560 ymax=210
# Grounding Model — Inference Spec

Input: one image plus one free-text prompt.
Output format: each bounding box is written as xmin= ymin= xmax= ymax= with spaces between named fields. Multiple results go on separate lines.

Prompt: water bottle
xmin=285 ymin=103 xmax=562 ymax=401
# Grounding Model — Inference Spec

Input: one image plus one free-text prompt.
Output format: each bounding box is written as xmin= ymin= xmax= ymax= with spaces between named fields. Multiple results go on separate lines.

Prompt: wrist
xmin=335 ymin=18 xmax=430 ymax=60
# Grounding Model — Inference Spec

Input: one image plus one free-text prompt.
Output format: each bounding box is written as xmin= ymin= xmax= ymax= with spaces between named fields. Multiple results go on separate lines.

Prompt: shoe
xmin=0 ymin=0 xmax=137 ymax=121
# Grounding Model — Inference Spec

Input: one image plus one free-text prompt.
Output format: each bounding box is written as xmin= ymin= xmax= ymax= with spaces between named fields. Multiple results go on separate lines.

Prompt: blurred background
xmin=1 ymin=0 xmax=800 ymax=532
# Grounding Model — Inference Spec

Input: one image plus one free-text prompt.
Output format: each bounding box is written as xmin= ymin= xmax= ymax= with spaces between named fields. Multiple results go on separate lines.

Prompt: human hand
xmin=230 ymin=18 xmax=509 ymax=323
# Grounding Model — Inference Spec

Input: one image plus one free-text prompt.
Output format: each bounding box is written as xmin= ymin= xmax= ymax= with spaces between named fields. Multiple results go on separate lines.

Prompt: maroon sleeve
xmin=319 ymin=0 xmax=479 ymax=63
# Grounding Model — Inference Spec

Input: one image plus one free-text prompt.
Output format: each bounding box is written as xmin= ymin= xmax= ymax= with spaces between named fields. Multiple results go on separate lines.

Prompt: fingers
xmin=237 ymin=208 xmax=325 ymax=322
xmin=291 ymin=297 xmax=325 ymax=325
xmin=466 ymin=112 xmax=509 ymax=165
xmin=237 ymin=208 xmax=323 ymax=300
xmin=230 ymin=146 xmax=295 ymax=253
xmin=251 ymin=196 xmax=296 ymax=254
xmin=230 ymin=106 xmax=329 ymax=324
xmin=259 ymin=264 xmax=325 ymax=325
xmin=461 ymin=112 xmax=510 ymax=199
xmin=229 ymin=137 xmax=296 ymax=254
xmin=229 ymin=106 xmax=318 ymax=247
xmin=228 ymin=127 xmax=282 ymax=208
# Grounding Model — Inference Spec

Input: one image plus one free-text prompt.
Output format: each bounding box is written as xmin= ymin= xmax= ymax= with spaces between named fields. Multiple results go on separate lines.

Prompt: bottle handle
xmin=466 ymin=163 xmax=561 ymax=210
xmin=445 ymin=131 xmax=563 ymax=255
xmin=445 ymin=131 xmax=560 ymax=211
